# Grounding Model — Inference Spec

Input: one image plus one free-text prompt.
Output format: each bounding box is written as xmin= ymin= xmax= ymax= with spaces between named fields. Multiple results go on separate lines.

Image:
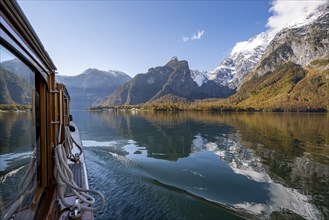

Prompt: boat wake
xmin=81 ymin=139 xmax=321 ymax=219
xmin=82 ymin=140 xmax=244 ymax=219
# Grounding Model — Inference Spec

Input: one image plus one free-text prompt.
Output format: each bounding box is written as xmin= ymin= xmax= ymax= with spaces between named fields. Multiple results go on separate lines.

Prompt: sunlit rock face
xmin=96 ymin=57 xmax=234 ymax=106
xmin=205 ymin=2 xmax=328 ymax=90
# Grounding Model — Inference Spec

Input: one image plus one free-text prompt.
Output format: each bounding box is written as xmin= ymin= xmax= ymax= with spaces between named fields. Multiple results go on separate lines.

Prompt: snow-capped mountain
xmin=192 ymin=1 xmax=328 ymax=90
xmin=190 ymin=69 xmax=208 ymax=87
xmin=209 ymin=31 xmax=274 ymax=89
xmin=191 ymin=31 xmax=275 ymax=89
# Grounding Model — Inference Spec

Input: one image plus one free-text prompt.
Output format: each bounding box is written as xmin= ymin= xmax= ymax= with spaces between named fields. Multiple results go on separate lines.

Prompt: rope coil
xmin=54 ymin=126 xmax=105 ymax=214
xmin=64 ymin=126 xmax=83 ymax=163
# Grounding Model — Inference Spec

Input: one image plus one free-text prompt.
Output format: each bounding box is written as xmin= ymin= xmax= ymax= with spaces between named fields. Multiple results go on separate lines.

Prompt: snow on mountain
xmin=208 ymin=31 xmax=274 ymax=89
xmin=267 ymin=0 xmax=327 ymax=33
xmin=193 ymin=1 xmax=328 ymax=89
xmin=190 ymin=69 xmax=208 ymax=87
xmin=230 ymin=32 xmax=274 ymax=56
xmin=191 ymin=31 xmax=273 ymax=89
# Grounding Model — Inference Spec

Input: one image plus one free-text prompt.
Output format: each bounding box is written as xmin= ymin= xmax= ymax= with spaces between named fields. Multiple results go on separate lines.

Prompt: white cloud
xmin=182 ymin=30 xmax=205 ymax=42
xmin=191 ymin=30 xmax=205 ymax=40
xmin=231 ymin=32 xmax=272 ymax=55
xmin=230 ymin=0 xmax=327 ymax=55
xmin=267 ymin=0 xmax=327 ymax=33
xmin=182 ymin=36 xmax=189 ymax=42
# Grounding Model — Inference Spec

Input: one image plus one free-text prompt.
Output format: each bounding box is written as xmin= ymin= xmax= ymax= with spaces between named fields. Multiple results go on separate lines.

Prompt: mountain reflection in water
xmin=56 ymin=112 xmax=329 ymax=219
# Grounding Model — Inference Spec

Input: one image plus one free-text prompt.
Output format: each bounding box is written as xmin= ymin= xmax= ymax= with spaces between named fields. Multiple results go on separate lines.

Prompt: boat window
xmin=0 ymin=45 xmax=40 ymax=218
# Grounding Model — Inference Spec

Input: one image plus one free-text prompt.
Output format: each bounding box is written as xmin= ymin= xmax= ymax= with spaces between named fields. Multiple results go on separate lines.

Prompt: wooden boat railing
xmin=0 ymin=0 xmax=104 ymax=219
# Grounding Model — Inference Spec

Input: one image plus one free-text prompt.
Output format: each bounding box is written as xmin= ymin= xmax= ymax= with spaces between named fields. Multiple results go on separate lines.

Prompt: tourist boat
xmin=0 ymin=0 xmax=104 ymax=219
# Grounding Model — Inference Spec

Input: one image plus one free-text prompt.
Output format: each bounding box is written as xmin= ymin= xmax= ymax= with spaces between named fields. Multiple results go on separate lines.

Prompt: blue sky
xmin=16 ymin=1 xmax=317 ymax=76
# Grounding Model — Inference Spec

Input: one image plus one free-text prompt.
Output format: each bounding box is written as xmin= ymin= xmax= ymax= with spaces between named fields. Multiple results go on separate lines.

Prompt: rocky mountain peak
xmin=204 ymin=1 xmax=328 ymax=90
xmin=170 ymin=56 xmax=178 ymax=62
xmin=253 ymin=7 xmax=329 ymax=77
xmin=206 ymin=31 xmax=275 ymax=89
xmin=190 ymin=69 xmax=208 ymax=87
xmin=93 ymin=58 xmax=234 ymax=107
xmin=165 ymin=57 xmax=189 ymax=71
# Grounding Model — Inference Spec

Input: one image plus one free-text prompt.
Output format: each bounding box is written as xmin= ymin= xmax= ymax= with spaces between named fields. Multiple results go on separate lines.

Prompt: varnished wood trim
xmin=0 ymin=0 xmax=56 ymax=74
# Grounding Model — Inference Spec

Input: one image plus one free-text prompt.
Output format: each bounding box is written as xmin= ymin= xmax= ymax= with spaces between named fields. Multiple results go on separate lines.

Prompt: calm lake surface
xmin=1 ymin=111 xmax=328 ymax=219
xmin=72 ymin=111 xmax=329 ymax=220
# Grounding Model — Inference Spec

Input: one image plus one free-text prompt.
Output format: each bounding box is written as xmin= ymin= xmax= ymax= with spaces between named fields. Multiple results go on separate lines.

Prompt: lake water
xmin=72 ymin=111 xmax=329 ymax=220
xmin=1 ymin=111 xmax=328 ymax=219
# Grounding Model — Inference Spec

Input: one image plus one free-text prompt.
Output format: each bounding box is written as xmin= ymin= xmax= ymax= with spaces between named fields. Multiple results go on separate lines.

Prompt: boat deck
xmin=65 ymin=163 xmax=86 ymax=196
xmin=67 ymin=122 xmax=89 ymax=189
xmin=58 ymin=122 xmax=93 ymax=220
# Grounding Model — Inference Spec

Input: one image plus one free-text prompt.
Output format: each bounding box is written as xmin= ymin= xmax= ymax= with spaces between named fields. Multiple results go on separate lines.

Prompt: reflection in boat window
xmin=0 ymin=45 xmax=39 ymax=218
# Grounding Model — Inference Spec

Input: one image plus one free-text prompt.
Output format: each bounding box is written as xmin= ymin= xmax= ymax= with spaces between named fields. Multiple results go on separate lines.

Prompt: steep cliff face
xmin=222 ymin=4 xmax=329 ymax=111
xmin=202 ymin=2 xmax=328 ymax=90
xmin=125 ymin=65 xmax=173 ymax=104
xmin=208 ymin=32 xmax=274 ymax=89
xmin=96 ymin=57 xmax=193 ymax=106
xmin=149 ymin=58 xmax=200 ymax=102
xmin=94 ymin=57 xmax=234 ymax=107
xmin=254 ymin=9 xmax=329 ymax=77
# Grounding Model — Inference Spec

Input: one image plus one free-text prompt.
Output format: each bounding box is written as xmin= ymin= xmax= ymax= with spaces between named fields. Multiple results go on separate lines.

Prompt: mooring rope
xmin=64 ymin=126 xmax=83 ymax=162
xmin=3 ymin=125 xmax=104 ymax=219
xmin=54 ymin=126 xmax=104 ymax=214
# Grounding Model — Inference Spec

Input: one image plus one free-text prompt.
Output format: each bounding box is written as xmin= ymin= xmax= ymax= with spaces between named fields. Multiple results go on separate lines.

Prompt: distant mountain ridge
xmin=57 ymin=68 xmax=131 ymax=109
xmin=0 ymin=59 xmax=131 ymax=109
xmin=57 ymin=68 xmax=130 ymax=89
xmin=0 ymin=66 xmax=32 ymax=105
xmin=3 ymin=3 xmax=327 ymax=112
xmin=95 ymin=2 xmax=329 ymax=111
xmin=93 ymin=57 xmax=234 ymax=107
